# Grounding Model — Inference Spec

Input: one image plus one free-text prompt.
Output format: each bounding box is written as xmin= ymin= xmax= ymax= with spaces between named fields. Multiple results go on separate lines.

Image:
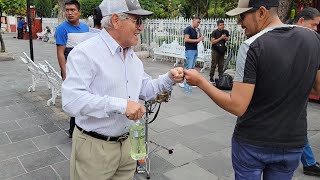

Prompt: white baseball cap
xmin=226 ymin=0 xmax=279 ymax=16
xmin=99 ymin=0 xmax=153 ymax=17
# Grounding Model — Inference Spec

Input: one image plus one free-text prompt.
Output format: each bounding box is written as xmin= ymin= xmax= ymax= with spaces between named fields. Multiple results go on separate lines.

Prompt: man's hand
xmin=169 ymin=67 xmax=184 ymax=83
xmin=221 ymin=34 xmax=227 ymax=40
xmin=198 ymin=36 xmax=205 ymax=42
xmin=125 ymin=100 xmax=146 ymax=120
xmin=184 ymin=69 xmax=206 ymax=86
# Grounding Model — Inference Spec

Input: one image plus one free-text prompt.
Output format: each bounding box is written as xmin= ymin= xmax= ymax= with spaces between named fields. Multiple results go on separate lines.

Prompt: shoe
xmin=178 ymin=82 xmax=184 ymax=88
xmin=209 ymin=77 xmax=214 ymax=82
xmin=303 ymin=162 xmax=320 ymax=177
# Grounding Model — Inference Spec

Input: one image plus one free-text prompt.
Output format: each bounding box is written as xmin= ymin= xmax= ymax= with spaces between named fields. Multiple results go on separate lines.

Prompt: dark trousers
xmin=232 ymin=137 xmax=303 ymax=180
xmin=17 ymin=29 xmax=23 ymax=39
xmin=69 ymin=117 xmax=75 ymax=136
xmin=210 ymin=50 xmax=224 ymax=78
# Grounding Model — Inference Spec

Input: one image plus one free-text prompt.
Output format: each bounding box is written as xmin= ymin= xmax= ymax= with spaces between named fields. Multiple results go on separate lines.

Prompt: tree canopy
xmin=0 ymin=0 xmax=26 ymax=16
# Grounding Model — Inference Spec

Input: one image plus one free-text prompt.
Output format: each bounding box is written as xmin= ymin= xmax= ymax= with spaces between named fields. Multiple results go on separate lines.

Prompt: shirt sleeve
xmin=139 ymin=72 xmax=175 ymax=101
xmin=234 ymin=43 xmax=258 ymax=84
xmin=62 ymin=47 xmax=127 ymax=118
xmin=184 ymin=27 xmax=191 ymax=36
xmin=55 ymin=25 xmax=67 ymax=46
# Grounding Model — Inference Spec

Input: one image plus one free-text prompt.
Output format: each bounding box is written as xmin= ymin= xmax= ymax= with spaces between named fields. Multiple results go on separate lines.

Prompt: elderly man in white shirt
xmin=62 ymin=0 xmax=184 ymax=180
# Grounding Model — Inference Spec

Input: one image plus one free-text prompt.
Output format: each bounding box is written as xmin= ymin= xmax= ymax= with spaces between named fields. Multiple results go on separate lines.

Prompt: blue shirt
xmin=17 ymin=20 xmax=25 ymax=29
xmin=55 ymin=21 xmax=89 ymax=58
xmin=62 ymin=29 xmax=175 ymax=136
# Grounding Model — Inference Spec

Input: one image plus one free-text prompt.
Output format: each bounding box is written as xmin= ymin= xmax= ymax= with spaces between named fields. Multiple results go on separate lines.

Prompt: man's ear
xmin=111 ymin=14 xmax=120 ymax=29
xmin=257 ymin=6 xmax=269 ymax=21
xmin=297 ymin=17 xmax=305 ymax=25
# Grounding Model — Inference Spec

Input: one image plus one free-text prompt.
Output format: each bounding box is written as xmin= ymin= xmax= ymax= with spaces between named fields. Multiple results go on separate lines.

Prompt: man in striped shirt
xmin=62 ymin=0 xmax=184 ymax=179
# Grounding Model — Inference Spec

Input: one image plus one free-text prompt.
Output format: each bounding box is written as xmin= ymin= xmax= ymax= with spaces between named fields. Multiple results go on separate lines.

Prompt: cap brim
xmin=126 ymin=9 xmax=153 ymax=16
xmin=226 ymin=7 xmax=253 ymax=16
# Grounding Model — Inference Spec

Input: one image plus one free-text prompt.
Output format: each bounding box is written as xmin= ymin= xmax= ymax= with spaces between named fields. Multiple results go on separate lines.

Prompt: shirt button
xmin=127 ymin=80 xmax=128 ymax=83
xmin=129 ymin=96 xmax=131 ymax=98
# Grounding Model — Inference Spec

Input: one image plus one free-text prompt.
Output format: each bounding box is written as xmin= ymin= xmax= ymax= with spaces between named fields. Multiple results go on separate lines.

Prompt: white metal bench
xmin=39 ymin=60 xmax=62 ymax=106
xmin=153 ymin=39 xmax=211 ymax=72
xmin=20 ymin=52 xmax=50 ymax=92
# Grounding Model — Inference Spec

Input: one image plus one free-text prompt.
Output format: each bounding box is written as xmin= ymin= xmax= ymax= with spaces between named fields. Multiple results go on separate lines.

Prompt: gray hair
xmin=101 ymin=13 xmax=129 ymax=29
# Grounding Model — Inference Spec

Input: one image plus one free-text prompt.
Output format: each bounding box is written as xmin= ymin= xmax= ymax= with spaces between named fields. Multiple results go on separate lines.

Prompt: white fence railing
xmin=141 ymin=18 xmax=246 ymax=65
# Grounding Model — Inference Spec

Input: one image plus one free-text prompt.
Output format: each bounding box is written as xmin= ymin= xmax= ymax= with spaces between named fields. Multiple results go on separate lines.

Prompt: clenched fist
xmin=125 ymin=100 xmax=146 ymax=120
xmin=169 ymin=67 xmax=184 ymax=83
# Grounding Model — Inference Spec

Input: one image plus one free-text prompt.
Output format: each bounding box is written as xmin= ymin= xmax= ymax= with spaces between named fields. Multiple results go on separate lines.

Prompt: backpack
xmin=215 ymin=73 xmax=233 ymax=90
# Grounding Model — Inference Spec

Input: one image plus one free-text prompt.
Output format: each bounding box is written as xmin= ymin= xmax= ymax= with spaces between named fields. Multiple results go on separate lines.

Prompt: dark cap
xmin=99 ymin=0 xmax=153 ymax=17
xmin=226 ymin=0 xmax=279 ymax=16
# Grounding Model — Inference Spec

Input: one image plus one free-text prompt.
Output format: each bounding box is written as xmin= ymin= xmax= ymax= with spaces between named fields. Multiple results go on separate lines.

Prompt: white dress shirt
xmin=62 ymin=28 xmax=175 ymax=136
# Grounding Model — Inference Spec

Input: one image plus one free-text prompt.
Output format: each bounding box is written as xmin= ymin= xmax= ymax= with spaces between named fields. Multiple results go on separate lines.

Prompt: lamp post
xmin=26 ymin=0 xmax=34 ymax=61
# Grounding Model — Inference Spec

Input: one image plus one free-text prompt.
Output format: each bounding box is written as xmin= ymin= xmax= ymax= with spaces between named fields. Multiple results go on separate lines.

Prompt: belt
xmin=76 ymin=125 xmax=129 ymax=142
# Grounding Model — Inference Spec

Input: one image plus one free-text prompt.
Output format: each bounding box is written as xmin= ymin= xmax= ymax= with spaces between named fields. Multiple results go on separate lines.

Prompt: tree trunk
xmin=57 ymin=0 xmax=65 ymax=23
xmin=0 ymin=33 xmax=5 ymax=53
xmin=278 ymin=0 xmax=293 ymax=23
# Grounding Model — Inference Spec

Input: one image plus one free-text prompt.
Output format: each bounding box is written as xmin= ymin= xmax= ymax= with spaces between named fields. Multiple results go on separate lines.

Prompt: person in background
xmin=292 ymin=7 xmax=320 ymax=177
xmin=62 ymin=0 xmax=184 ymax=179
xmin=55 ymin=0 xmax=89 ymax=138
xmin=210 ymin=19 xmax=230 ymax=83
xmin=17 ymin=17 xmax=26 ymax=39
xmin=179 ymin=16 xmax=204 ymax=88
xmin=184 ymin=0 xmax=320 ymax=179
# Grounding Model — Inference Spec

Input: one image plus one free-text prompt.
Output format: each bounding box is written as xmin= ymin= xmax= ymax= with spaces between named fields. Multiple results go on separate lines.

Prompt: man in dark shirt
xmin=184 ymin=0 xmax=320 ymax=179
xmin=179 ymin=17 xmax=204 ymax=88
xmin=210 ymin=20 xmax=229 ymax=82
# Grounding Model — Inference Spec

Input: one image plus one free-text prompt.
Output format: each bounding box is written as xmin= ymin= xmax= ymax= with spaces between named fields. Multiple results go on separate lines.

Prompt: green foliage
xmin=139 ymin=0 xmax=185 ymax=18
xmin=78 ymin=0 xmax=102 ymax=18
xmin=0 ymin=0 xmax=27 ymax=16
xmin=34 ymin=0 xmax=52 ymax=17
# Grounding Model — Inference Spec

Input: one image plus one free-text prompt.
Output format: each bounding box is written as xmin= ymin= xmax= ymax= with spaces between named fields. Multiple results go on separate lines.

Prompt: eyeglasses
xmin=126 ymin=16 xmax=143 ymax=26
xmin=238 ymin=8 xmax=258 ymax=23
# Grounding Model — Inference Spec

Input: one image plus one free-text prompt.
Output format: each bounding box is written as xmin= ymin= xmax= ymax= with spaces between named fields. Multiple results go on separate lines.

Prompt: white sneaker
xmin=178 ymin=83 xmax=184 ymax=88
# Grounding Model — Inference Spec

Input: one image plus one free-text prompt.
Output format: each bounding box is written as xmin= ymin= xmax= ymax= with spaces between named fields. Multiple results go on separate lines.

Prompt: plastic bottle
xmin=183 ymin=79 xmax=192 ymax=94
xmin=129 ymin=120 xmax=146 ymax=160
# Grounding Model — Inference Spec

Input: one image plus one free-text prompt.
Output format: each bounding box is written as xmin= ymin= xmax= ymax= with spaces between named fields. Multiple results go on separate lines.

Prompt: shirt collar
xmin=100 ymin=28 xmax=134 ymax=56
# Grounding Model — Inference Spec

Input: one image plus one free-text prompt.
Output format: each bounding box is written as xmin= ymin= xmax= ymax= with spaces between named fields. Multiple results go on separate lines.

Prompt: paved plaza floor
xmin=0 ymin=33 xmax=319 ymax=180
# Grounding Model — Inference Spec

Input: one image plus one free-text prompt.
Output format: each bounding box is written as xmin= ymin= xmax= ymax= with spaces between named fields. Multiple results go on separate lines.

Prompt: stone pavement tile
xmin=7 ymin=166 xmax=60 ymax=180
xmin=47 ymin=113 xmax=70 ymax=131
xmin=32 ymin=131 xmax=71 ymax=150
xmin=196 ymin=114 xmax=236 ymax=132
xmin=194 ymin=148 xmax=233 ymax=177
xmin=166 ymin=110 xmax=216 ymax=126
xmin=149 ymin=118 xmax=181 ymax=133
xmin=52 ymin=160 xmax=69 ymax=180
xmin=0 ymin=140 xmax=38 ymax=160
xmin=0 ymin=132 xmax=10 ymax=146
xmin=6 ymin=126 xmax=45 ymax=142
xmin=309 ymin=133 xmax=320 ymax=151
xmin=0 ymin=158 xmax=26 ymax=179
xmin=134 ymin=154 xmax=175 ymax=180
xmin=0 ymin=121 xmax=20 ymax=133
xmin=156 ymin=144 xmax=202 ymax=167
xmin=164 ymin=163 xmax=219 ymax=180
xmin=16 ymin=116 xmax=51 ymax=128
xmin=40 ymin=122 xmax=61 ymax=134
xmin=57 ymin=142 xmax=72 ymax=160
xmin=174 ymin=124 xmax=212 ymax=140
xmin=149 ymin=129 xmax=187 ymax=148
xmin=181 ymin=137 xmax=226 ymax=156
xmin=0 ymin=108 xmax=28 ymax=123
xmin=0 ymin=94 xmax=20 ymax=107
xmin=18 ymin=147 xmax=67 ymax=172
xmin=160 ymin=101 xmax=207 ymax=118
xmin=7 ymin=103 xmax=38 ymax=117
xmin=203 ymin=130 xmax=234 ymax=147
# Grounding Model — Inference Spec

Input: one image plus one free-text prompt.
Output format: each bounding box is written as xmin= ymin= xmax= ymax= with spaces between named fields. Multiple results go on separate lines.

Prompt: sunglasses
xmin=238 ymin=8 xmax=258 ymax=23
xmin=126 ymin=16 xmax=143 ymax=26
